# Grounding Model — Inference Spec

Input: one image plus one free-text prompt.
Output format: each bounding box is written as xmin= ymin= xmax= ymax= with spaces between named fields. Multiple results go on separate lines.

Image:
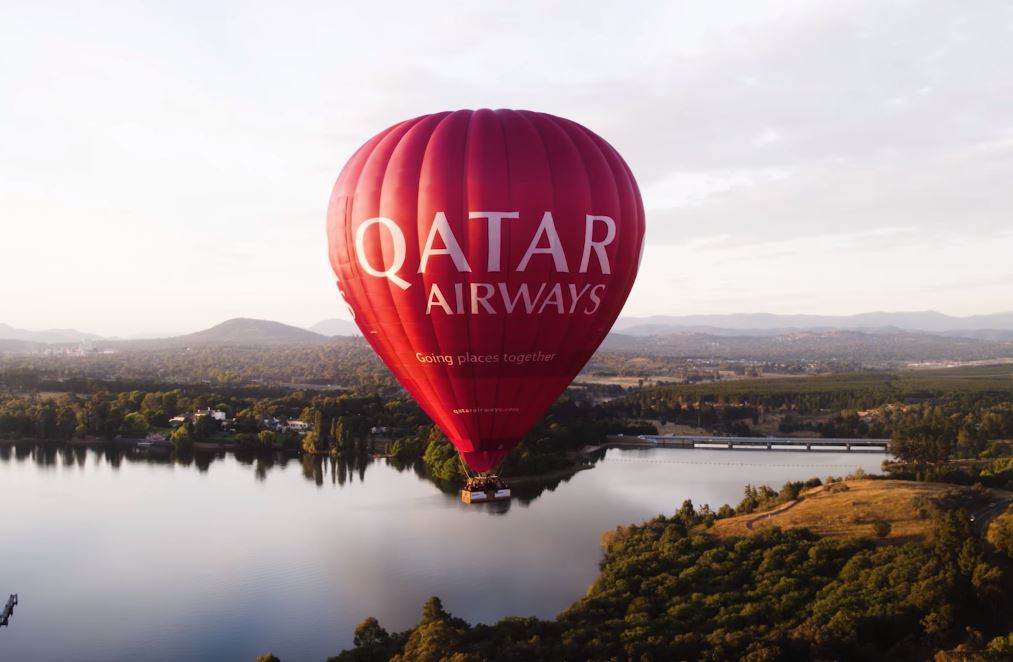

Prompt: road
xmin=971 ymin=497 xmax=1013 ymax=537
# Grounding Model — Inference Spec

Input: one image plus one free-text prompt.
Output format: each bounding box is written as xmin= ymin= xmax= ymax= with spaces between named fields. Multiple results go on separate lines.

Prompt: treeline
xmin=0 ymin=385 xmax=656 ymax=481
xmin=0 ymin=338 xmax=392 ymax=391
xmin=610 ymin=365 xmax=1013 ymax=415
xmin=0 ymin=388 xmax=426 ymax=448
xmin=328 ymin=489 xmax=1013 ymax=661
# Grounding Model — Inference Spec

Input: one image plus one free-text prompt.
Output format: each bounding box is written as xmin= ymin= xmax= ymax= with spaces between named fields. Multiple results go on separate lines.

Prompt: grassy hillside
xmin=327 ymin=477 xmax=1013 ymax=662
xmin=710 ymin=479 xmax=1000 ymax=543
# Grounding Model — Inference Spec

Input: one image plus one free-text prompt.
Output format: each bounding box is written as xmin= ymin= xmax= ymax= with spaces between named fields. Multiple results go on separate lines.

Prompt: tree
xmin=421 ymin=597 xmax=450 ymax=624
xmin=193 ymin=413 xmax=219 ymax=440
xmin=257 ymin=430 xmax=276 ymax=449
xmin=120 ymin=412 xmax=150 ymax=438
xmin=170 ymin=424 xmax=193 ymax=450
xmin=986 ymin=508 xmax=1013 ymax=557
xmin=353 ymin=617 xmax=390 ymax=648
xmin=333 ymin=417 xmax=349 ymax=452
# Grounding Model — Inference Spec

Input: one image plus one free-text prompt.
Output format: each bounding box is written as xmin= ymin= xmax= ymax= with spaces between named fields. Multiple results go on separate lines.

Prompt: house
xmin=168 ymin=415 xmax=188 ymax=428
xmin=285 ymin=420 xmax=310 ymax=433
xmin=194 ymin=408 xmax=227 ymax=422
xmin=259 ymin=417 xmax=282 ymax=431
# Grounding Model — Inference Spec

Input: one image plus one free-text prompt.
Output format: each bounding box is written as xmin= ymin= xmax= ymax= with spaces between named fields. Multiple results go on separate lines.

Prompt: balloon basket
xmin=460 ymin=475 xmax=511 ymax=504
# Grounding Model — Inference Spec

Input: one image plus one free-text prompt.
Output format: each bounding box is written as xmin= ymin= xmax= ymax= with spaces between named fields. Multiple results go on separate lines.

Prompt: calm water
xmin=0 ymin=444 xmax=885 ymax=661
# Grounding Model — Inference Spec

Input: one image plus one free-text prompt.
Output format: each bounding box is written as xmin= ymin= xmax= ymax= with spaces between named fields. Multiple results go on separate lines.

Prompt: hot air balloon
xmin=326 ymin=109 xmax=644 ymax=497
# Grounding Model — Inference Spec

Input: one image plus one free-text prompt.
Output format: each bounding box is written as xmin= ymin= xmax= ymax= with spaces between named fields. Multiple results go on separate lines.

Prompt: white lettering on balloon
xmin=353 ymin=211 xmax=617 ymax=315
xmin=354 ymin=217 xmax=410 ymax=290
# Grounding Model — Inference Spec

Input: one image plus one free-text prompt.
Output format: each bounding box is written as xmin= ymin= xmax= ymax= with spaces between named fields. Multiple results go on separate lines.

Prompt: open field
xmin=646 ymin=363 xmax=1013 ymax=402
xmin=572 ymin=375 xmax=667 ymax=388
xmin=709 ymin=479 xmax=1004 ymax=544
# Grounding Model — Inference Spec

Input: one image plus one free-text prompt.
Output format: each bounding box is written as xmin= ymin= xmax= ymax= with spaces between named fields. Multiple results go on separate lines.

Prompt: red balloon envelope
xmin=326 ymin=109 xmax=645 ymax=473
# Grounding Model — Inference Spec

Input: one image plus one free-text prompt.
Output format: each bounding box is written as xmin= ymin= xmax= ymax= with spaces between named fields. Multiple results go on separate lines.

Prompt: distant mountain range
xmin=3 ymin=312 xmax=1013 ymax=362
xmin=612 ymin=311 xmax=1013 ymax=339
xmin=0 ymin=323 xmax=102 ymax=344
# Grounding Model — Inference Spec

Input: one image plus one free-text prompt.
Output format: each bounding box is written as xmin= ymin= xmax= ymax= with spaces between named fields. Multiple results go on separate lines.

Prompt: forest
xmin=3 ymin=362 xmax=1013 ymax=486
xmin=327 ymin=487 xmax=1013 ymax=661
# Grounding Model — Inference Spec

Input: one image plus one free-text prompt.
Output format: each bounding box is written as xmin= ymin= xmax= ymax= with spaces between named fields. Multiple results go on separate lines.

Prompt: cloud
xmin=1 ymin=0 xmax=1011 ymax=333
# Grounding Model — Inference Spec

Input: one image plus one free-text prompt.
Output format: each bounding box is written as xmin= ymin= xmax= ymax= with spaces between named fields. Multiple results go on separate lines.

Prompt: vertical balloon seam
xmin=498 ymin=109 xmax=558 ymax=440
xmin=534 ymin=112 xmax=599 ymax=413
xmin=327 ymin=128 xmax=384 ymax=278
xmin=356 ymin=119 xmax=431 ymax=406
xmin=341 ymin=121 xmax=418 ymax=405
xmin=330 ymin=122 xmax=400 ymax=284
xmin=486 ymin=108 xmax=524 ymax=459
xmin=610 ymin=145 xmax=646 ymax=271
xmin=415 ymin=111 xmax=476 ymax=451
xmin=486 ymin=108 xmax=514 ymax=452
xmin=437 ymin=109 xmax=483 ymax=450
xmin=508 ymin=111 xmax=582 ymax=431
xmin=459 ymin=109 xmax=483 ymax=453
xmin=394 ymin=112 xmax=468 ymax=443
xmin=355 ymin=116 xmax=446 ymax=432
xmin=386 ymin=113 xmax=462 ymax=444
xmin=603 ymin=138 xmax=645 ymax=298
xmin=589 ymin=132 xmax=645 ymax=276
xmin=585 ymin=132 xmax=644 ymax=352
xmin=559 ymin=116 xmax=631 ymax=377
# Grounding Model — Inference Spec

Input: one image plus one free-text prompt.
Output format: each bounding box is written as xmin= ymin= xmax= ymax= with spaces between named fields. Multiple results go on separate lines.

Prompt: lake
xmin=0 ymin=443 xmax=886 ymax=661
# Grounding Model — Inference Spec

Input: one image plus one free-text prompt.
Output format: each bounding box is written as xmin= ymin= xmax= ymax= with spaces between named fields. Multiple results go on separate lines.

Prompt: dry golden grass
xmin=708 ymin=480 xmax=960 ymax=544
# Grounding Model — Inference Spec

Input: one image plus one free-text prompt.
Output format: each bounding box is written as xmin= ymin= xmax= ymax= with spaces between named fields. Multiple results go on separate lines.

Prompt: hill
xmin=102 ymin=318 xmax=330 ymax=350
xmin=709 ymin=479 xmax=965 ymax=543
xmin=308 ymin=318 xmax=360 ymax=336
xmin=161 ymin=318 xmax=328 ymax=346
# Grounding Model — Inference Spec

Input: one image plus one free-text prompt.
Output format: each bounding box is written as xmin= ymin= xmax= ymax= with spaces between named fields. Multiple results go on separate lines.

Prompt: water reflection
xmin=0 ymin=441 xmax=885 ymax=662
xmin=0 ymin=440 xmax=593 ymax=512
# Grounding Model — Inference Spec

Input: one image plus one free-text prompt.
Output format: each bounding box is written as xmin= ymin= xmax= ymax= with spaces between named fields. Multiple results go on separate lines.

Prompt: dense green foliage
xmin=331 ymin=497 xmax=1013 ymax=661
xmin=0 ymin=387 xmax=418 ymax=449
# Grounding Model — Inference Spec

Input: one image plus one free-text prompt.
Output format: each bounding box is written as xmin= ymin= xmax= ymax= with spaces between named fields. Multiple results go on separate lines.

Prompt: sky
xmin=1 ymin=0 xmax=1011 ymax=337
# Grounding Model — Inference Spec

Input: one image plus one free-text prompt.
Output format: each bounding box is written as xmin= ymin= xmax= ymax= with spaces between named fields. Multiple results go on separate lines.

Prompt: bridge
xmin=615 ymin=434 xmax=890 ymax=452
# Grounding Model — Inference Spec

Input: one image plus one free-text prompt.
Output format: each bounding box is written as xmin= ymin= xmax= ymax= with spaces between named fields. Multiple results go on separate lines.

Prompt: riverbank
xmin=324 ymin=475 xmax=1013 ymax=662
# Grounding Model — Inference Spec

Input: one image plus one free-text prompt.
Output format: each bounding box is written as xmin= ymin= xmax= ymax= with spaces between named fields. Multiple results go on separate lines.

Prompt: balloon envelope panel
xmin=327 ymin=109 xmax=645 ymax=472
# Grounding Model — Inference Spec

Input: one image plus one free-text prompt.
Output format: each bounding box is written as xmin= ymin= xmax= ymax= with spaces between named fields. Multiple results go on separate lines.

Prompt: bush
xmin=872 ymin=520 xmax=892 ymax=538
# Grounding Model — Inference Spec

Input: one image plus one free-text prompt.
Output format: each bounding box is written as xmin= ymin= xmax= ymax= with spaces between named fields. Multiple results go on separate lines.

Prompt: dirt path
xmin=745 ymin=486 xmax=825 ymax=530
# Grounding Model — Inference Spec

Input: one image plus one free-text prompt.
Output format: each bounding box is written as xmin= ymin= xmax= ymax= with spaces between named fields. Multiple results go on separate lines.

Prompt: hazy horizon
xmin=3 ymin=1 xmax=1011 ymax=337
xmin=6 ymin=307 xmax=1013 ymax=340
